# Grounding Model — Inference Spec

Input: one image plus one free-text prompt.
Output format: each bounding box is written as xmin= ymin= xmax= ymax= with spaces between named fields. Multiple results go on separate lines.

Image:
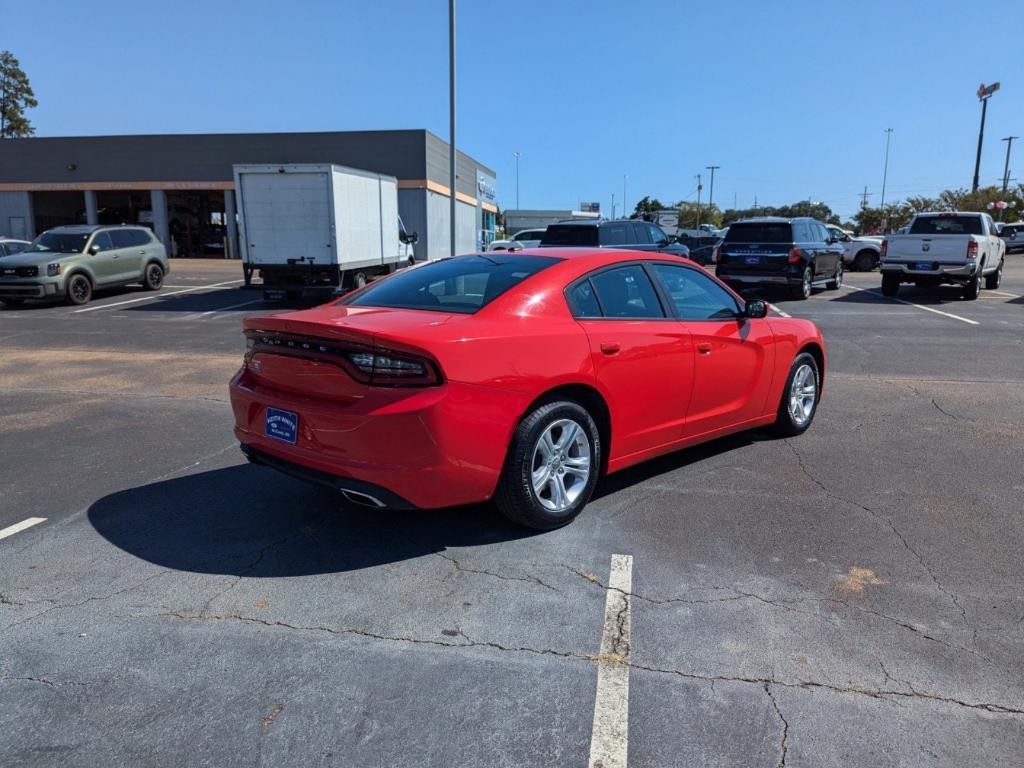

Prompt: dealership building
xmin=0 ymin=130 xmax=497 ymax=260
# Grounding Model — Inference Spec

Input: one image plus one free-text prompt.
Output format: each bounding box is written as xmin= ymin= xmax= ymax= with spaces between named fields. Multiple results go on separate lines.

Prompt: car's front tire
xmin=827 ymin=260 xmax=843 ymax=290
xmin=853 ymin=250 xmax=877 ymax=272
xmin=65 ymin=274 xmax=93 ymax=306
xmin=142 ymin=262 xmax=164 ymax=290
xmin=985 ymin=259 xmax=1003 ymax=289
xmin=772 ymin=352 xmax=820 ymax=437
xmin=494 ymin=399 xmax=601 ymax=530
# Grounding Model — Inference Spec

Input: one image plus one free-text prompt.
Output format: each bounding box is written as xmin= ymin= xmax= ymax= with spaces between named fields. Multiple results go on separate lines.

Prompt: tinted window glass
xmin=589 ymin=265 xmax=664 ymax=318
xmin=3 ymin=241 xmax=27 ymax=255
xmin=649 ymin=224 xmax=668 ymax=244
xmin=651 ymin=264 xmax=741 ymax=320
xmin=908 ymin=215 xmax=982 ymax=235
xmin=513 ymin=230 xmax=542 ymax=241
xmin=630 ymin=223 xmax=652 ymax=244
xmin=724 ymin=223 xmax=793 ymax=243
xmin=90 ymin=232 xmax=114 ymax=252
xmin=128 ymin=229 xmax=152 ymax=246
xmin=568 ymin=279 xmax=602 ymax=317
xmin=109 ymin=229 xmax=136 ymax=248
xmin=343 ymin=254 xmax=559 ymax=314
xmin=598 ymin=223 xmax=632 ymax=246
xmin=541 ymin=225 xmax=599 ymax=247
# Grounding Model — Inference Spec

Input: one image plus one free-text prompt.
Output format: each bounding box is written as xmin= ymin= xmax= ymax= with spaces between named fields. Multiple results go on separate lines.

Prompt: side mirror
xmin=656 ymin=238 xmax=671 ymax=247
xmin=745 ymin=299 xmax=768 ymax=319
xmin=408 ymin=231 xmax=419 ymax=244
xmin=88 ymin=244 xmax=100 ymax=255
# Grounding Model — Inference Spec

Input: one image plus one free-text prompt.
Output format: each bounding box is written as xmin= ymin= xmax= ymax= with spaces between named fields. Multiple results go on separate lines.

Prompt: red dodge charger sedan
xmin=230 ymin=248 xmax=825 ymax=529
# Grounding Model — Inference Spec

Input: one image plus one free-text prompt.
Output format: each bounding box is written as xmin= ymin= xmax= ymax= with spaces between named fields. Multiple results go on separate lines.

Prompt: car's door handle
xmin=600 ymin=342 xmax=621 ymax=355
xmin=697 ymin=343 xmax=713 ymax=354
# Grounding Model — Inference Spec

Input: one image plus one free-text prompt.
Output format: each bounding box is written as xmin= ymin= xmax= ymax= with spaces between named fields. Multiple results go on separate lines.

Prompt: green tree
xmin=0 ymin=51 xmax=37 ymax=138
xmin=631 ymin=196 xmax=665 ymax=219
xmin=675 ymin=201 xmax=721 ymax=229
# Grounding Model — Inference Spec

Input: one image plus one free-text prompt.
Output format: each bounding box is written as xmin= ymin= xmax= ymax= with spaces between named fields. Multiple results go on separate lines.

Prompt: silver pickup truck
xmin=880 ymin=212 xmax=1005 ymax=300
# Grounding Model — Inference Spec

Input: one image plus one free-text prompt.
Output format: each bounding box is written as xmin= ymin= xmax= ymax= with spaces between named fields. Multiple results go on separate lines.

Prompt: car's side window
xmin=9 ymin=242 xmax=27 ymax=254
xmin=599 ymin=223 xmax=631 ymax=246
xmin=568 ymin=280 xmax=602 ymax=317
xmin=128 ymin=229 xmax=152 ymax=246
xmin=648 ymin=224 xmax=668 ymax=244
xmin=109 ymin=230 xmax=134 ymax=249
xmin=650 ymin=263 xmax=742 ymax=321
xmin=90 ymin=232 xmax=114 ymax=252
xmin=630 ymin=223 xmax=652 ymax=245
xmin=588 ymin=265 xmax=665 ymax=319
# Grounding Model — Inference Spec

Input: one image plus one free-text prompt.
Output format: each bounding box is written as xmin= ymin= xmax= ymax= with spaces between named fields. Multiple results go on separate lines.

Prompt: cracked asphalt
xmin=1 ymin=257 xmax=1023 ymax=766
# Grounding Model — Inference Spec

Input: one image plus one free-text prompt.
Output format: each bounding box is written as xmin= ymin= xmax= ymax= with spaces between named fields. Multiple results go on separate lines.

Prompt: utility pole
xmin=611 ymin=193 xmax=615 ymax=220
xmin=695 ymin=174 xmax=703 ymax=229
xmin=973 ymin=82 xmax=1000 ymax=192
xmin=513 ymin=151 xmax=521 ymax=210
xmin=733 ymin=192 xmax=737 ymax=209
xmin=880 ymin=128 xmax=893 ymax=208
xmin=448 ymin=0 xmax=457 ymax=255
xmin=705 ymin=165 xmax=720 ymax=213
xmin=999 ymin=136 xmax=1017 ymax=221
xmin=622 ymin=175 xmax=628 ymax=218
xmin=861 ymin=186 xmax=872 ymax=209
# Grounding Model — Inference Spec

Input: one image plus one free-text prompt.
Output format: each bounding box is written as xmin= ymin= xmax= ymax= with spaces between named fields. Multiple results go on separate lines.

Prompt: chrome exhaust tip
xmin=340 ymin=488 xmax=387 ymax=509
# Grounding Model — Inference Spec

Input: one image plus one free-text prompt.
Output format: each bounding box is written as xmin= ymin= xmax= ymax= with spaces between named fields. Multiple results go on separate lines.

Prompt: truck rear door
xmin=888 ymin=215 xmax=981 ymax=266
xmin=240 ymin=170 xmax=333 ymax=266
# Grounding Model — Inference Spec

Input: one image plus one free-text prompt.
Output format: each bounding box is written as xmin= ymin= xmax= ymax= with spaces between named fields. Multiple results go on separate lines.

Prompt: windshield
xmin=341 ymin=254 xmax=560 ymax=314
xmin=909 ymin=215 xmax=982 ymax=235
xmin=724 ymin=223 xmax=793 ymax=243
xmin=30 ymin=231 xmax=90 ymax=254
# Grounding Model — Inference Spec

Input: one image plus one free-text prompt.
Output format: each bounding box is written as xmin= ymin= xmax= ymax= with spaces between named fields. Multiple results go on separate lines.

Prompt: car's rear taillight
xmin=788 ymin=247 xmax=802 ymax=264
xmin=966 ymin=241 xmax=978 ymax=260
xmin=345 ymin=348 xmax=440 ymax=386
xmin=881 ymin=239 xmax=888 ymax=258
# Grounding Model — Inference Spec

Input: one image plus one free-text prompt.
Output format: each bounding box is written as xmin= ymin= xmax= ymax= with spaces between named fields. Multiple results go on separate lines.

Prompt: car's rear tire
xmin=827 ymin=260 xmax=843 ymax=290
xmin=985 ymin=259 xmax=1003 ymax=289
xmin=66 ymin=274 xmax=93 ymax=306
xmin=881 ymin=274 xmax=900 ymax=297
xmin=853 ymin=250 xmax=876 ymax=272
xmin=494 ymin=399 xmax=601 ymax=530
xmin=771 ymin=352 xmax=820 ymax=437
xmin=962 ymin=271 xmax=981 ymax=300
xmin=791 ymin=267 xmax=812 ymax=300
xmin=142 ymin=262 xmax=164 ymax=290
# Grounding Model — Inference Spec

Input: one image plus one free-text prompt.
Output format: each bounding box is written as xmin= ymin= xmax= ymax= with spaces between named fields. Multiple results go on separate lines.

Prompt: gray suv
xmin=0 ymin=225 xmax=170 ymax=307
xmin=539 ymin=219 xmax=691 ymax=259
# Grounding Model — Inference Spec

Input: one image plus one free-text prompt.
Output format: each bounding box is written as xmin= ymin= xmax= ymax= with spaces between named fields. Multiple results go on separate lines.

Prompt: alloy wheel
xmin=789 ymin=364 xmax=817 ymax=427
xmin=530 ymin=418 xmax=591 ymax=513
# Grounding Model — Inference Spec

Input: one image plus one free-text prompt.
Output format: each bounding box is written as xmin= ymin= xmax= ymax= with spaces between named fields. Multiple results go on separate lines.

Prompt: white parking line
xmin=768 ymin=303 xmax=791 ymax=318
xmin=0 ymin=517 xmax=46 ymax=541
xmin=986 ymin=289 xmax=1021 ymax=299
xmin=73 ymin=280 xmax=244 ymax=313
xmin=197 ymin=298 xmax=265 ymax=318
xmin=588 ymin=554 xmax=633 ymax=768
xmin=840 ymin=284 xmax=979 ymax=325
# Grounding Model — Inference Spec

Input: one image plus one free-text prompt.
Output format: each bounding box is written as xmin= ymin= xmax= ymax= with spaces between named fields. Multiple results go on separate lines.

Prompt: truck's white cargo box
xmin=233 ymin=163 xmax=401 ymax=271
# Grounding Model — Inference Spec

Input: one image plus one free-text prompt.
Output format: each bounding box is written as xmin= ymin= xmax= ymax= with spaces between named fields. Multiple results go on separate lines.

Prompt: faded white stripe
xmin=588 ymin=554 xmax=633 ymax=768
xmin=0 ymin=517 xmax=46 ymax=541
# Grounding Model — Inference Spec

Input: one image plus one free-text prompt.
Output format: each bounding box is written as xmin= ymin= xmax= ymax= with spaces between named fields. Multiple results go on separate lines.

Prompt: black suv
xmin=714 ymin=217 xmax=844 ymax=299
xmin=540 ymin=219 xmax=690 ymax=259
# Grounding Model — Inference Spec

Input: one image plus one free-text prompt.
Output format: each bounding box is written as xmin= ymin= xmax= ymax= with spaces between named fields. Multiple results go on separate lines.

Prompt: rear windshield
xmin=909 ymin=215 xmax=982 ymax=235
xmin=541 ymin=225 xmax=599 ymax=247
xmin=724 ymin=223 xmax=793 ymax=243
xmin=342 ymin=254 xmax=560 ymax=314
xmin=30 ymin=232 xmax=90 ymax=253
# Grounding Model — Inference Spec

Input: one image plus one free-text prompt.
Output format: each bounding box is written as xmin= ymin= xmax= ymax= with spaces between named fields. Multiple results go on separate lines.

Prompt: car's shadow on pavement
xmin=88 ymin=463 xmax=538 ymax=577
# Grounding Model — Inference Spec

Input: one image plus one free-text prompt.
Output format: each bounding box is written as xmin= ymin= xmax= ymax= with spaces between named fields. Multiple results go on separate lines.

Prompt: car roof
xmin=47 ymin=224 xmax=146 ymax=234
xmin=733 ymin=216 xmax=799 ymax=224
xmin=548 ymin=219 xmax=643 ymax=228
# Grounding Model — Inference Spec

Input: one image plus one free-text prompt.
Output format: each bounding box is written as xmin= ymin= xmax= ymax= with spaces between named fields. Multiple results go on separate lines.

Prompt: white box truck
xmin=233 ymin=163 xmax=418 ymax=301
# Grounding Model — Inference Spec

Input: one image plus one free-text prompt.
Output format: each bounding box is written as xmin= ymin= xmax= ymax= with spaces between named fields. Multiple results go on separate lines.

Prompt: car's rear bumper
xmin=716 ymin=272 xmax=800 ymax=287
xmin=229 ymin=367 xmax=526 ymax=509
xmin=880 ymin=262 xmax=978 ymax=279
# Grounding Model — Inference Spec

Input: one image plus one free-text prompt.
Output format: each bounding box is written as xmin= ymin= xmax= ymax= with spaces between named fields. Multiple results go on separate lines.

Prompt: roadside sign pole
xmin=973 ymin=82 xmax=1000 ymax=193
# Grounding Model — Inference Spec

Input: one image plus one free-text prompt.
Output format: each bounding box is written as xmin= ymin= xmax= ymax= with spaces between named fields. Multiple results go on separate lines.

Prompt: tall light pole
xmin=448 ymin=0 xmax=457 ymax=255
xmin=622 ymin=175 xmax=628 ymax=218
xmin=611 ymin=193 xmax=615 ymax=220
xmin=973 ymin=82 xmax=1000 ymax=192
xmin=1000 ymin=136 xmax=1018 ymax=221
xmin=705 ymin=165 xmax=719 ymax=213
xmin=880 ymin=128 xmax=893 ymax=209
xmin=513 ymin=151 xmax=521 ymax=209
xmin=695 ymin=173 xmax=703 ymax=229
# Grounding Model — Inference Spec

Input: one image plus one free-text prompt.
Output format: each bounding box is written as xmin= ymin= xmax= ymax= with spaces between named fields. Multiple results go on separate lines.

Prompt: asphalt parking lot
xmin=2 ymin=257 xmax=1023 ymax=767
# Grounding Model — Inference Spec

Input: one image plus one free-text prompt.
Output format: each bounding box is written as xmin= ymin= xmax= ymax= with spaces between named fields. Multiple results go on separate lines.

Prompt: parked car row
xmin=0 ymin=224 xmax=170 ymax=306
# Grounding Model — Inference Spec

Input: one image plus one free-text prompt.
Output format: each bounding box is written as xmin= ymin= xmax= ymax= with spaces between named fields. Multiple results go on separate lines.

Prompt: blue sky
xmin=6 ymin=0 xmax=1024 ymax=220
